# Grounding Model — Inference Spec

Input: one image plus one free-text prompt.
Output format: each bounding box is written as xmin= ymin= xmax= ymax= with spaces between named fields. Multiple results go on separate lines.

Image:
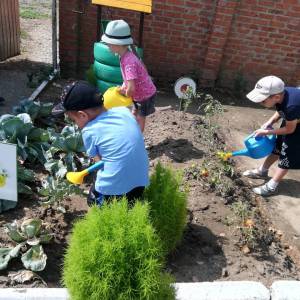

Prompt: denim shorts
xmin=133 ymin=94 xmax=156 ymax=117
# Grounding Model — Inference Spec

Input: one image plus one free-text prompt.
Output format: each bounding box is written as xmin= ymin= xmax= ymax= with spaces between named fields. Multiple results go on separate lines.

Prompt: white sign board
xmin=0 ymin=142 xmax=17 ymax=202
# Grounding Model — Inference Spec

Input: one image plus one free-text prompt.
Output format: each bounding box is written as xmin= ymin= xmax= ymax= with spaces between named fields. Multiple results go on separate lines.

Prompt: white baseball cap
xmin=101 ymin=20 xmax=133 ymax=46
xmin=246 ymin=75 xmax=285 ymax=103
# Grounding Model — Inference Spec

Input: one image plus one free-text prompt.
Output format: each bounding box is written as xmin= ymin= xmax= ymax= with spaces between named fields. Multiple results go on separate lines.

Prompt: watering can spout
xmin=66 ymin=161 xmax=105 ymax=185
xmin=66 ymin=169 xmax=89 ymax=185
xmin=232 ymin=148 xmax=250 ymax=157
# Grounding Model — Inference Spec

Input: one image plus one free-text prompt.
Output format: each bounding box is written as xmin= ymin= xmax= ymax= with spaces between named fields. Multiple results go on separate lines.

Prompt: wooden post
xmin=52 ymin=0 xmax=58 ymax=70
xmin=138 ymin=12 xmax=145 ymax=48
xmin=96 ymin=5 xmax=102 ymax=41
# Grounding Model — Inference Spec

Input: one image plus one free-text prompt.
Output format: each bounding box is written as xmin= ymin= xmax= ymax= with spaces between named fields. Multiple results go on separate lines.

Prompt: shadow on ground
xmin=168 ymin=223 xmax=226 ymax=282
xmin=278 ymin=178 xmax=300 ymax=198
xmin=149 ymin=138 xmax=204 ymax=162
xmin=0 ymin=59 xmax=52 ymax=114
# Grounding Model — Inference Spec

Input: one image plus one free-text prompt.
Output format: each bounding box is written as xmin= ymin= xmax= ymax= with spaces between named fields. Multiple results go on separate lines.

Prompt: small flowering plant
xmin=0 ymin=167 xmax=8 ymax=187
xmin=216 ymin=151 xmax=233 ymax=161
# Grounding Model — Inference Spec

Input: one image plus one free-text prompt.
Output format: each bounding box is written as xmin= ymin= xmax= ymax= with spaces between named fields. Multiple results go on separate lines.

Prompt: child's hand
xmin=261 ymin=121 xmax=273 ymax=130
xmin=117 ymin=85 xmax=126 ymax=96
xmin=254 ymin=128 xmax=269 ymax=137
xmin=92 ymin=155 xmax=102 ymax=162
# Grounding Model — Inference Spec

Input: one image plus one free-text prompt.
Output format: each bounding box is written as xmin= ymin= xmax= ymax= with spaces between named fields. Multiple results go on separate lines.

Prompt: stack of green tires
xmin=93 ymin=42 xmax=143 ymax=94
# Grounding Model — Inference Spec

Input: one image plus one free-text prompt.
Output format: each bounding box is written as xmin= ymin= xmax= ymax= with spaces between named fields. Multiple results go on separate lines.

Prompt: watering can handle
xmin=87 ymin=161 xmax=104 ymax=174
xmin=245 ymin=131 xmax=264 ymax=141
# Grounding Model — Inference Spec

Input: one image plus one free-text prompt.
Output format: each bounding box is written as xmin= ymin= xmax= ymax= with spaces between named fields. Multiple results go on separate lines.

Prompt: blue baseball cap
xmin=52 ymin=81 xmax=103 ymax=115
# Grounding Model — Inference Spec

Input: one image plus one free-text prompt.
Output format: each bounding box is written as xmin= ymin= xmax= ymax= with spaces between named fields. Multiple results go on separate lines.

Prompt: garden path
xmin=157 ymin=92 xmax=300 ymax=261
xmin=216 ymin=101 xmax=300 ymax=258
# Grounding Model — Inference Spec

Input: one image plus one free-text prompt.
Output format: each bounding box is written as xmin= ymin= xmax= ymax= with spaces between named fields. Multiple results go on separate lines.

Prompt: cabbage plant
xmin=38 ymin=176 xmax=83 ymax=211
xmin=0 ymin=219 xmax=53 ymax=271
xmin=12 ymin=99 xmax=53 ymax=125
xmin=46 ymin=125 xmax=89 ymax=174
xmin=18 ymin=164 xmax=36 ymax=195
xmin=0 ymin=113 xmax=50 ymax=164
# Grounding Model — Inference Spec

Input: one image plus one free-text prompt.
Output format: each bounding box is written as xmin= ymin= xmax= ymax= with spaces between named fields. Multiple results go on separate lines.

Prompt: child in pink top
xmin=102 ymin=20 xmax=156 ymax=132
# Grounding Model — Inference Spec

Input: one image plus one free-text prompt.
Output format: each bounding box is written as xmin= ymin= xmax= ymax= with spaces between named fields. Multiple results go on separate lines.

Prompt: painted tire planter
xmin=94 ymin=61 xmax=123 ymax=84
xmin=96 ymin=79 xmax=118 ymax=94
xmin=94 ymin=42 xmax=120 ymax=66
xmin=135 ymin=47 xmax=144 ymax=59
xmin=94 ymin=42 xmax=144 ymax=66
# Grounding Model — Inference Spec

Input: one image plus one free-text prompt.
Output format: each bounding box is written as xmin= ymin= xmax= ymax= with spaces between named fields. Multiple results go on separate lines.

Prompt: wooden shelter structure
xmin=0 ymin=0 xmax=20 ymax=61
xmin=92 ymin=0 xmax=152 ymax=47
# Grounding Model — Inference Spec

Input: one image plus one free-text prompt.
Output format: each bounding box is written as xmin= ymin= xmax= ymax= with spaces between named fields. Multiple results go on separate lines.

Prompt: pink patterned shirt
xmin=120 ymin=51 xmax=156 ymax=102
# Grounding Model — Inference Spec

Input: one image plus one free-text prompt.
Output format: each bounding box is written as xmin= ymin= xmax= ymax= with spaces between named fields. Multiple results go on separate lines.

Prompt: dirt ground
xmin=1 ymin=0 xmax=300 ymax=290
xmin=0 ymin=0 xmax=52 ymax=113
xmin=1 ymin=84 xmax=300 ymax=288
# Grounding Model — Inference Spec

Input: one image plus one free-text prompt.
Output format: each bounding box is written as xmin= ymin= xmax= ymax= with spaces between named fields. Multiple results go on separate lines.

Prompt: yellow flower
xmin=216 ymin=151 xmax=232 ymax=161
xmin=0 ymin=175 xmax=7 ymax=187
xmin=201 ymin=169 xmax=209 ymax=177
xmin=244 ymin=219 xmax=254 ymax=228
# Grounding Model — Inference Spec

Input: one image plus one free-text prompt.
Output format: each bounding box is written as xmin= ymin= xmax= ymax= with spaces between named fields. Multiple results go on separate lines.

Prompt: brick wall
xmin=220 ymin=0 xmax=300 ymax=89
xmin=59 ymin=0 xmax=300 ymax=90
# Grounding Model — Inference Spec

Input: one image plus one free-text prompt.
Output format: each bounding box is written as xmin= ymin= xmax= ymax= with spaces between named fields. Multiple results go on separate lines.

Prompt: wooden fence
xmin=0 ymin=0 xmax=20 ymax=61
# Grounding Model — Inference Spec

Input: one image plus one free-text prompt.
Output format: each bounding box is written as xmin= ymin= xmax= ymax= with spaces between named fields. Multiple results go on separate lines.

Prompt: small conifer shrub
xmin=63 ymin=199 xmax=175 ymax=300
xmin=144 ymin=162 xmax=187 ymax=253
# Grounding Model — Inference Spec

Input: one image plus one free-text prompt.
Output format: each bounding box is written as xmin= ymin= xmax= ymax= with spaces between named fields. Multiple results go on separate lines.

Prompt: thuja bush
xmin=144 ymin=162 xmax=187 ymax=253
xmin=63 ymin=199 xmax=175 ymax=300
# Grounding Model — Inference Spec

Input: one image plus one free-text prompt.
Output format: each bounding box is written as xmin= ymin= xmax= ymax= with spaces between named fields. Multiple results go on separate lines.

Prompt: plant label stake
xmin=174 ymin=77 xmax=196 ymax=111
xmin=0 ymin=142 xmax=17 ymax=203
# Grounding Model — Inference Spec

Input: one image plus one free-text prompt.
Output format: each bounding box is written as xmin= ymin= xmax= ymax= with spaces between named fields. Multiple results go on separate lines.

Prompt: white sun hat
xmin=101 ymin=20 xmax=133 ymax=45
xmin=246 ymin=75 xmax=285 ymax=103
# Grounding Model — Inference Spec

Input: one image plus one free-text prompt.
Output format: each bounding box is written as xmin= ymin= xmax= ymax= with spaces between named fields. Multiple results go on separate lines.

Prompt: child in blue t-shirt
xmin=243 ymin=75 xmax=300 ymax=196
xmin=52 ymin=81 xmax=149 ymax=206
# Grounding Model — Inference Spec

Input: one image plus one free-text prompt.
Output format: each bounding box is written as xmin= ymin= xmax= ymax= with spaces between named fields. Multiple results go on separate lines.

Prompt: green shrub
xmin=144 ymin=162 xmax=187 ymax=253
xmin=63 ymin=199 xmax=175 ymax=300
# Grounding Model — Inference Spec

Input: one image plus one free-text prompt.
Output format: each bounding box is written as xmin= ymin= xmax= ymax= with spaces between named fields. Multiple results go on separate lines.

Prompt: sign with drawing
xmin=0 ymin=142 xmax=17 ymax=202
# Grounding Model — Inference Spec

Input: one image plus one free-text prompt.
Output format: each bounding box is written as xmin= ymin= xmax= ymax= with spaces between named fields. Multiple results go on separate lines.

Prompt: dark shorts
xmin=87 ymin=184 xmax=145 ymax=208
xmin=272 ymin=122 xmax=300 ymax=169
xmin=133 ymin=94 xmax=156 ymax=117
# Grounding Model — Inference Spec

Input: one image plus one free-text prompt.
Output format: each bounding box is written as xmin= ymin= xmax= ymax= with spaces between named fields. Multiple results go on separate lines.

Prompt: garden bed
xmin=0 ymin=81 xmax=299 ymax=289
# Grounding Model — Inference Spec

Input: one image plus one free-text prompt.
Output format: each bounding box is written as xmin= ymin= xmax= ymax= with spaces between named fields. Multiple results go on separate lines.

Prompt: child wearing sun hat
xmin=101 ymin=19 xmax=156 ymax=133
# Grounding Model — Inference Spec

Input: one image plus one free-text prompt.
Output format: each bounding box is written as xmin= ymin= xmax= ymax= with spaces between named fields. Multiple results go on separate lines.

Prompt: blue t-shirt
xmin=82 ymin=107 xmax=149 ymax=195
xmin=276 ymin=87 xmax=300 ymax=121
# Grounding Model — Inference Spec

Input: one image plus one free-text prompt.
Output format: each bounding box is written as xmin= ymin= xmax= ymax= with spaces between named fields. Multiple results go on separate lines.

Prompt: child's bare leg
xmin=272 ymin=167 xmax=288 ymax=183
xmin=261 ymin=153 xmax=279 ymax=169
xmin=137 ymin=115 xmax=146 ymax=132
xmin=253 ymin=166 xmax=288 ymax=196
xmin=243 ymin=154 xmax=279 ymax=178
xmin=132 ymin=107 xmax=138 ymax=117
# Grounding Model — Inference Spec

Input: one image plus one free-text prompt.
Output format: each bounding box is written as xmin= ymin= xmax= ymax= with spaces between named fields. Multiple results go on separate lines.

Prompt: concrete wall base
xmin=1 ymin=281 xmax=300 ymax=300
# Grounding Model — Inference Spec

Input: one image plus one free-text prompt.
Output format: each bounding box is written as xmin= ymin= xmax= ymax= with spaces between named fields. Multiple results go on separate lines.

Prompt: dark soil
xmin=0 ymin=82 xmax=300 ymax=288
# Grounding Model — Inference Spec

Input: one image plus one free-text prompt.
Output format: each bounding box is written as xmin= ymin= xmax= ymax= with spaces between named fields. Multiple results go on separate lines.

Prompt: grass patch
xmin=20 ymin=7 xmax=50 ymax=19
xmin=20 ymin=29 xmax=30 ymax=40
